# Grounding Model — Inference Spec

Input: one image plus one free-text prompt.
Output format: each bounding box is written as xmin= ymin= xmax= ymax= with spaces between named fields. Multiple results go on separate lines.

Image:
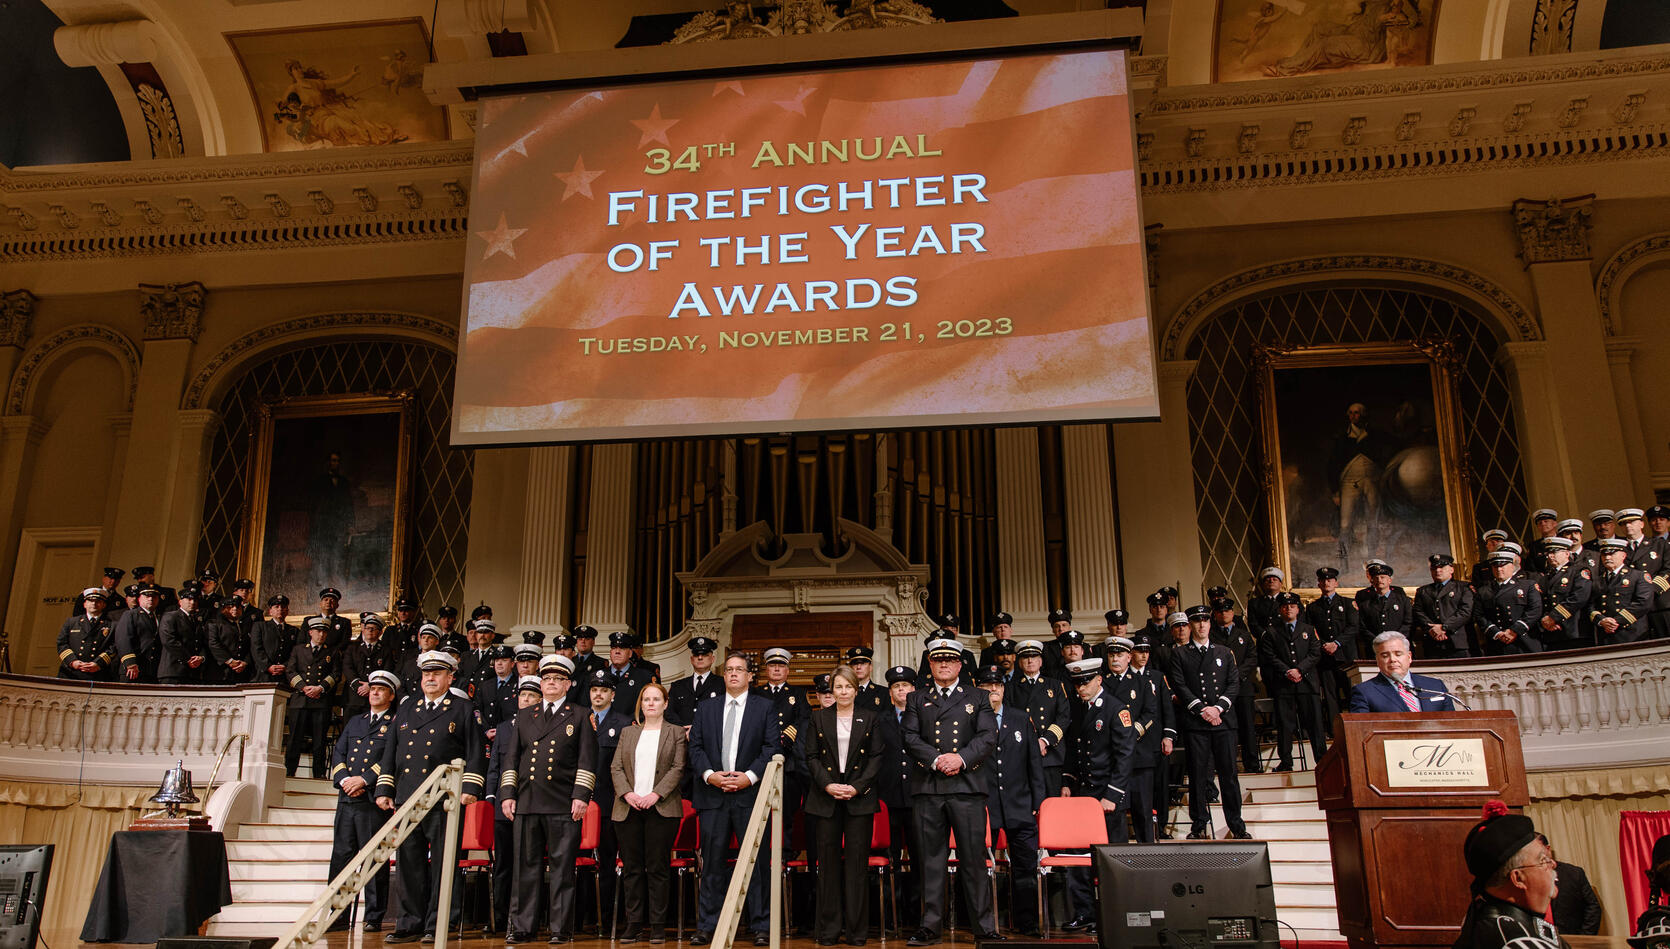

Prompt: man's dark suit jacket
xmin=1347 ymin=672 xmax=1456 ymax=713
xmin=687 ymin=691 xmax=780 ymax=810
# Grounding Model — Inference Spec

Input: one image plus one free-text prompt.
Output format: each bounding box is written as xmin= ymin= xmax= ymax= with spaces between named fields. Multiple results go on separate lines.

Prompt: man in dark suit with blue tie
xmin=688 ymin=652 xmax=780 ymax=947
xmin=1348 ymin=631 xmax=1458 ymax=713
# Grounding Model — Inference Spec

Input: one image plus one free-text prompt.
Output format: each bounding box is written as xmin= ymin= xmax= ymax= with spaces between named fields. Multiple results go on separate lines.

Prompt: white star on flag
xmin=713 ymin=81 xmax=745 ymax=97
xmin=774 ymin=87 xmax=814 ymax=115
xmin=555 ymin=155 xmax=604 ymax=200
xmin=631 ymin=105 xmax=679 ymax=146
xmin=475 ymin=212 xmax=528 ymax=260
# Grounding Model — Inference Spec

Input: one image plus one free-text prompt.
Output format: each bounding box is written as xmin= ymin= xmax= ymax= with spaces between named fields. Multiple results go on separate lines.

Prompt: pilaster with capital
xmin=1511 ymin=197 xmax=1633 ymax=509
xmin=1112 ymin=360 xmax=1204 ymax=600
xmin=1495 ymin=341 xmax=1574 ymax=515
xmin=515 ymin=445 xmax=573 ymax=633
xmin=1062 ymin=424 xmax=1121 ymax=615
xmin=582 ymin=443 xmax=635 ymax=636
xmin=994 ymin=426 xmax=1048 ymax=631
xmin=155 ymin=410 xmax=221 ymax=583
xmin=1604 ymin=338 xmax=1653 ymax=502
xmin=0 ymin=291 xmax=36 ymax=399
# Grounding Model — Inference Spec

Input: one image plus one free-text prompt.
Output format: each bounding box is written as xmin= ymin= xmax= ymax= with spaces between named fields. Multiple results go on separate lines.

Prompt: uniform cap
xmin=1275 ymin=592 xmax=1303 ymax=606
xmin=1145 ymin=591 xmax=1168 ymax=607
xmin=588 ymin=668 xmax=616 ymax=690
xmin=763 ymin=646 xmax=792 ymax=664
xmin=133 ymin=565 xmax=156 ymax=576
xmin=103 ymin=567 xmax=125 ymax=580
xmin=1055 ymin=628 xmax=1085 ymax=647
xmin=517 ymin=675 xmax=543 ymax=695
xmin=81 ymin=587 xmax=108 ymax=601
xmin=885 ymin=665 xmax=917 ymax=684
xmin=925 ymin=638 xmax=963 ymax=660
xmin=608 ymin=631 xmax=634 ymax=648
xmin=1429 ymin=553 xmax=1456 ymax=568
xmin=417 ymin=650 xmax=457 ymax=672
xmin=1185 ymin=604 xmax=1213 ymax=621
xmin=1481 ymin=529 xmax=1509 ymax=542
xmin=1104 ymin=609 xmax=1129 ymax=625
xmin=232 ymin=578 xmax=254 ymax=591
xmin=417 ymin=622 xmax=442 ymax=639
xmin=1556 ymin=518 xmax=1585 ymax=535
xmin=1532 ymin=508 xmax=1559 ymax=521
xmin=1316 ymin=566 xmax=1340 ymax=580
xmin=123 ymin=583 xmax=143 ymax=597
xmin=1617 ymin=507 xmax=1645 ymax=524
xmin=1598 ymin=537 xmax=1630 ymax=553
xmin=368 ymin=670 xmax=400 ymax=692
xmin=1486 ymin=551 xmax=1518 ymax=565
xmin=136 ymin=584 xmax=162 ymax=597
xmin=305 ymin=616 xmax=330 ymax=630
xmin=538 ymin=654 xmax=575 ymax=678
xmin=522 ymin=630 xmax=546 ymax=646
xmin=177 ymin=585 xmax=200 ymax=600
xmin=975 ymin=665 xmax=1005 ymax=685
xmin=395 ymin=596 xmax=419 ymax=610
xmin=572 ymin=625 xmax=598 ymax=639
xmin=1210 ymin=597 xmax=1235 ymax=613
xmin=471 ymin=605 xmax=493 ymax=620
xmin=1589 ymin=509 xmax=1616 ymax=523
xmin=1205 ymin=586 xmax=1230 ymax=602
xmin=359 ymin=612 xmax=384 ymax=628
xmin=436 ymin=605 xmax=458 ymax=619
xmin=845 ymin=645 xmax=874 ymax=662
xmin=1105 ymin=636 xmax=1135 ymax=654
xmin=1015 ymin=639 xmax=1045 ymax=658
xmin=1365 ymin=560 xmax=1395 ymax=577
xmin=1543 ymin=536 xmax=1574 ymax=551
xmin=812 ymin=673 xmax=833 ymax=693
xmin=488 ymin=644 xmax=514 ymax=661
xmin=1647 ymin=505 xmax=1670 ymax=520
xmin=1047 ymin=608 xmax=1072 ymax=624
xmin=473 ymin=619 xmax=497 ymax=634
xmin=319 ymin=587 xmax=342 ymax=600
xmin=550 ymin=634 xmax=577 ymax=651
xmin=1498 ymin=541 xmax=1525 ymax=557
xmin=1131 ymin=639 xmax=1153 ymax=652
xmin=1463 ymin=800 xmax=1538 ymax=886
xmin=1166 ymin=611 xmax=1190 ymax=628
xmin=514 ymin=643 xmax=543 ymax=661
xmin=688 ymin=636 xmax=718 ymax=654
xmin=440 ymin=631 xmax=469 ymax=653
xmin=937 ymin=613 xmax=961 ymax=629
xmin=1066 ymin=658 xmax=1103 ymax=681
xmin=989 ymin=611 xmax=1014 ymax=627
xmin=1258 ymin=566 xmax=1285 ymax=581
xmin=988 ymin=638 xmax=1016 ymax=655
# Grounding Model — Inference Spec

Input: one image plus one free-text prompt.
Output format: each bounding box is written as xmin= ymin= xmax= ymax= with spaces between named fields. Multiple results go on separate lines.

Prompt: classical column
xmin=0 ymin=291 xmax=35 ymax=394
xmin=0 ymin=416 xmax=50 ymax=631
xmin=582 ymin=443 xmax=635 ymax=636
xmin=1061 ymin=424 xmax=1121 ymax=614
xmin=994 ymin=426 xmax=1049 ymax=631
xmin=515 ymin=445 xmax=573 ymax=633
xmin=1112 ymin=360 xmax=1205 ymax=600
xmin=1495 ymin=341 xmax=1575 ymax=515
xmin=1512 ymin=197 xmax=1634 ymax=508
xmin=97 ymin=413 xmax=133 ymax=570
xmin=154 ymin=410 xmax=220 ymax=584
xmin=1605 ymin=337 xmax=1653 ymax=502
xmin=109 ymin=282 xmax=205 ymax=575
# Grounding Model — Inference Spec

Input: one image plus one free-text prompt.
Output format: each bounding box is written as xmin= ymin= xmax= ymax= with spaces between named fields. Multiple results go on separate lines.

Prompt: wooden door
xmin=7 ymin=528 xmax=97 ymax=675
xmin=729 ymin=611 xmax=871 ymax=685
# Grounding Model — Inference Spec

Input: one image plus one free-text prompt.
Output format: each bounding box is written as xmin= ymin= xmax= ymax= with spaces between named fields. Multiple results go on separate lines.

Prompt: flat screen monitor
xmin=0 ymin=845 xmax=53 ymax=949
xmin=1094 ymin=841 xmax=1279 ymax=949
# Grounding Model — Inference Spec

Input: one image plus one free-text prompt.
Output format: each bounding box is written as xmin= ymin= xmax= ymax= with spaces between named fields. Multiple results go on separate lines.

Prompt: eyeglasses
xmin=1511 ymin=855 xmax=1558 ymax=873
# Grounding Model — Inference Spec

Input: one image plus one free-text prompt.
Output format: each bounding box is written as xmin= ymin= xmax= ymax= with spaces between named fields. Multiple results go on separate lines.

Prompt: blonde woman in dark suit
xmin=610 ymin=681 xmax=687 ymax=944
xmin=805 ymin=664 xmax=882 ymax=946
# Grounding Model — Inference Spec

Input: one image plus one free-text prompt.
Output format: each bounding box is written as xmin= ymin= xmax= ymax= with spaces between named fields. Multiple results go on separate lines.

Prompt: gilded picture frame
xmin=1256 ymin=341 xmax=1474 ymax=594
xmin=239 ymin=392 xmax=414 ymax=613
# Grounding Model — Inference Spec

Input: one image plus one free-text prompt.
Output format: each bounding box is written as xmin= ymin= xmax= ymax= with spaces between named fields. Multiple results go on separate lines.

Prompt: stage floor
xmin=44 ymin=931 xmax=1060 ymax=949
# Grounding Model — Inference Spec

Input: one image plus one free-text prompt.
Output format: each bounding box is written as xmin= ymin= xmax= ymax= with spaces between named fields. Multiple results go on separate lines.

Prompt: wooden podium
xmin=1317 ymin=711 xmax=1528 ymax=949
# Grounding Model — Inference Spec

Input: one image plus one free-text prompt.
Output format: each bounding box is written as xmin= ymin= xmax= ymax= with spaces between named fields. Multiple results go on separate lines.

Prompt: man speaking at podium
xmin=1348 ymin=630 xmax=1456 ymax=713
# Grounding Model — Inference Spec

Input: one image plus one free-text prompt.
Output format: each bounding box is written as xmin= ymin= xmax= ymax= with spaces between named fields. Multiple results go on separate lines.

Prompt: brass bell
xmin=147 ymin=760 xmax=200 ymax=817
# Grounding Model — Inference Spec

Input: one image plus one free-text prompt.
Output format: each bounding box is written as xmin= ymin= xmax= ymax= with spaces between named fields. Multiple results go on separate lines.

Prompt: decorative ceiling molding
xmin=667 ymin=0 xmax=941 ymax=43
xmin=1161 ymin=255 xmax=1541 ymax=361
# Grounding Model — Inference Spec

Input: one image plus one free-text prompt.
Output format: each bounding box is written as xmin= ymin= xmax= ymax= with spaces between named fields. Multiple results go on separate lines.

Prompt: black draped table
xmin=81 ymin=830 xmax=232 ymax=943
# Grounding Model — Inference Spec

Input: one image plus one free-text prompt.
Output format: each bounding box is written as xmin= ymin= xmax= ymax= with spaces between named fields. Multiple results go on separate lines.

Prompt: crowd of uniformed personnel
xmin=48 ymin=504 xmax=1668 ymax=942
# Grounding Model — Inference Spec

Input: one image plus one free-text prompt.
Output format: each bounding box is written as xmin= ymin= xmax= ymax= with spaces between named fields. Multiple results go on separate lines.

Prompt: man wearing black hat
xmin=570 ymin=626 xmax=606 ymax=681
xmin=115 ymin=585 xmax=166 ymax=682
xmin=473 ymin=645 xmax=520 ymax=740
xmin=1474 ymin=551 xmax=1544 ymax=655
xmin=577 ymin=667 xmax=632 ymax=935
xmin=668 ymin=636 xmax=723 ymax=727
xmin=1137 ymin=592 xmax=1170 ymax=653
xmin=1355 ymin=561 xmax=1412 ymax=656
xmin=327 ymin=669 xmax=400 ymax=933
xmin=1043 ymin=628 xmax=1088 ymax=684
xmin=916 ymin=614 xmax=977 ymax=687
xmin=286 ymin=618 xmax=340 ymax=778
xmin=1648 ymin=505 xmax=1670 ymax=639
xmin=1169 ymin=606 xmax=1252 ymax=840
xmin=375 ymin=651 xmax=487 ymax=943
xmin=604 ymin=631 xmax=655 ymax=718
xmin=344 ymin=614 xmax=399 ymax=719
xmin=207 ymin=596 xmax=256 ymax=683
xmin=1413 ymin=554 xmax=1475 ymax=659
xmin=1040 ymin=608 xmax=1072 ymax=676
xmin=1538 ymin=538 xmax=1594 ymax=651
xmin=902 ymin=639 xmax=1000 ymax=945
xmin=1526 ymin=510 xmax=1562 ymax=574
xmin=1010 ymin=639 xmax=1072 ymax=798
xmin=58 ymin=589 xmax=116 ymax=681
xmin=978 ymin=611 xmax=1016 ymax=668
xmin=876 ymin=665 xmax=920 ymax=931
xmin=1208 ymin=598 xmax=1262 ymax=774
xmin=1305 ymin=567 xmax=1360 ymax=732
xmin=1455 ymin=802 xmax=1567 ymax=949
xmin=1590 ymin=538 xmax=1652 ymax=644
xmin=435 ymin=605 xmax=461 ymax=639
xmin=976 ymin=665 xmax=1046 ymax=937
xmin=485 ymin=674 xmax=544 ymax=935
xmin=306 ymin=588 xmax=353 ymax=651
xmin=1258 ymin=593 xmax=1327 ymax=771
xmin=243 ymin=594 xmax=289 ymax=684
xmin=72 ymin=568 xmax=126 ymax=621
xmin=1061 ymin=654 xmax=1138 ymax=932
xmin=1127 ymin=640 xmax=1171 ymax=843
xmin=158 ymin=584 xmax=211 ymax=684
xmin=1245 ymin=569 xmax=1287 ymax=639
xmin=846 ymin=646 xmax=887 ymax=710
xmin=385 ymin=597 xmax=423 ymax=654
xmin=627 ymin=632 xmax=661 ymax=682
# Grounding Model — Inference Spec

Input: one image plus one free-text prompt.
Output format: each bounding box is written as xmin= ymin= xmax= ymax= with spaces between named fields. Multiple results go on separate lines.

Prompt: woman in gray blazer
xmin=610 ymin=681 xmax=687 ymax=944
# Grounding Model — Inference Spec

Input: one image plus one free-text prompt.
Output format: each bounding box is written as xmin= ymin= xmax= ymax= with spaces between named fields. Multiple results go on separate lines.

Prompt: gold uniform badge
xmin=566 ymin=723 xmax=575 ymax=737
xmin=448 ymin=721 xmax=456 ymax=734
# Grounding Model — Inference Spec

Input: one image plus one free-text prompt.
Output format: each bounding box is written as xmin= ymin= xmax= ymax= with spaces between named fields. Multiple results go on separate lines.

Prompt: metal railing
xmin=712 ymin=754 xmax=785 ymax=949
xmin=199 ymin=731 xmax=250 ymax=806
xmin=272 ymin=759 xmax=465 ymax=949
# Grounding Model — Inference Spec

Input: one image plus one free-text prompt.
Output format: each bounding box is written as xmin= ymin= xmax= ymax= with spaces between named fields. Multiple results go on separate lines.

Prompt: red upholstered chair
xmin=1036 ymin=796 xmax=1110 ymax=933
xmin=947 ymin=816 xmax=998 ymax=932
xmin=572 ymin=801 xmax=607 ymax=935
xmin=457 ymin=800 xmax=497 ymax=933
xmin=668 ymin=800 xmax=700 ymax=935
xmin=867 ymin=801 xmax=897 ymax=934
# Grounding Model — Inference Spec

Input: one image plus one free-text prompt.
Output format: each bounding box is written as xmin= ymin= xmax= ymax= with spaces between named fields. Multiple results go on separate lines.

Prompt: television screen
xmin=453 ymin=46 xmax=1157 ymax=444
xmin=1094 ymin=842 xmax=1279 ymax=949
xmin=0 ymin=845 xmax=53 ymax=949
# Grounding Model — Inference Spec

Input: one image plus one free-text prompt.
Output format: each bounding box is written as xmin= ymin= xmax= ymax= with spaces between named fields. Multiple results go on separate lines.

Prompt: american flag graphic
xmin=455 ymin=48 xmax=1156 ymax=443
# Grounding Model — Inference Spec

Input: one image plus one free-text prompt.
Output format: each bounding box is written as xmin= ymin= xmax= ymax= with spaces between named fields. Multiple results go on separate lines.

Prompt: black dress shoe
xmin=1062 ymin=916 xmax=1094 ymax=932
xmin=620 ymin=930 xmax=642 ymax=945
xmin=1186 ymin=829 xmax=1211 ymax=839
xmin=385 ymin=932 xmax=420 ymax=945
xmin=689 ymin=931 xmax=713 ymax=946
xmin=753 ymin=932 xmax=770 ymax=946
xmin=907 ymin=930 xmax=941 ymax=946
xmin=818 ymin=939 xmax=840 ymax=946
xmin=420 ymin=934 xmax=435 ymax=945
xmin=1229 ymin=829 xmax=1255 ymax=839
xmin=505 ymin=933 xmax=528 ymax=945
xmin=364 ymin=922 xmax=384 ymax=933
xmin=975 ymin=930 xmax=1007 ymax=940
xmin=550 ymin=933 xmax=573 ymax=944
xmin=325 ymin=921 xmax=352 ymax=933
xmin=647 ymin=931 xmax=665 ymax=945
xmin=1273 ymin=764 xmax=1293 ymax=773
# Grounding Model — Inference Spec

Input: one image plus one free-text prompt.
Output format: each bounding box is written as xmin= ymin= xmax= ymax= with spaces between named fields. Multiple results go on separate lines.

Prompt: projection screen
xmin=453 ymin=46 xmax=1156 ymax=444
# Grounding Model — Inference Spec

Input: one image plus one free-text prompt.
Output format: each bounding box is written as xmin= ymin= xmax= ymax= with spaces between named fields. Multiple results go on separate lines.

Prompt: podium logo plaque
xmin=1382 ymin=738 xmax=1489 ymax=787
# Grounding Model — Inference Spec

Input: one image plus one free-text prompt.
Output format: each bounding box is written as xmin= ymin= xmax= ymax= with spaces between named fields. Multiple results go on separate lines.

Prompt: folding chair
xmin=572 ymin=801 xmax=607 ymax=935
xmin=669 ymin=801 xmax=700 ymax=935
xmin=946 ymin=816 xmax=997 ymax=933
xmin=456 ymin=800 xmax=497 ymax=934
xmin=866 ymin=801 xmax=897 ymax=934
xmin=1035 ymin=796 xmax=1109 ymax=934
